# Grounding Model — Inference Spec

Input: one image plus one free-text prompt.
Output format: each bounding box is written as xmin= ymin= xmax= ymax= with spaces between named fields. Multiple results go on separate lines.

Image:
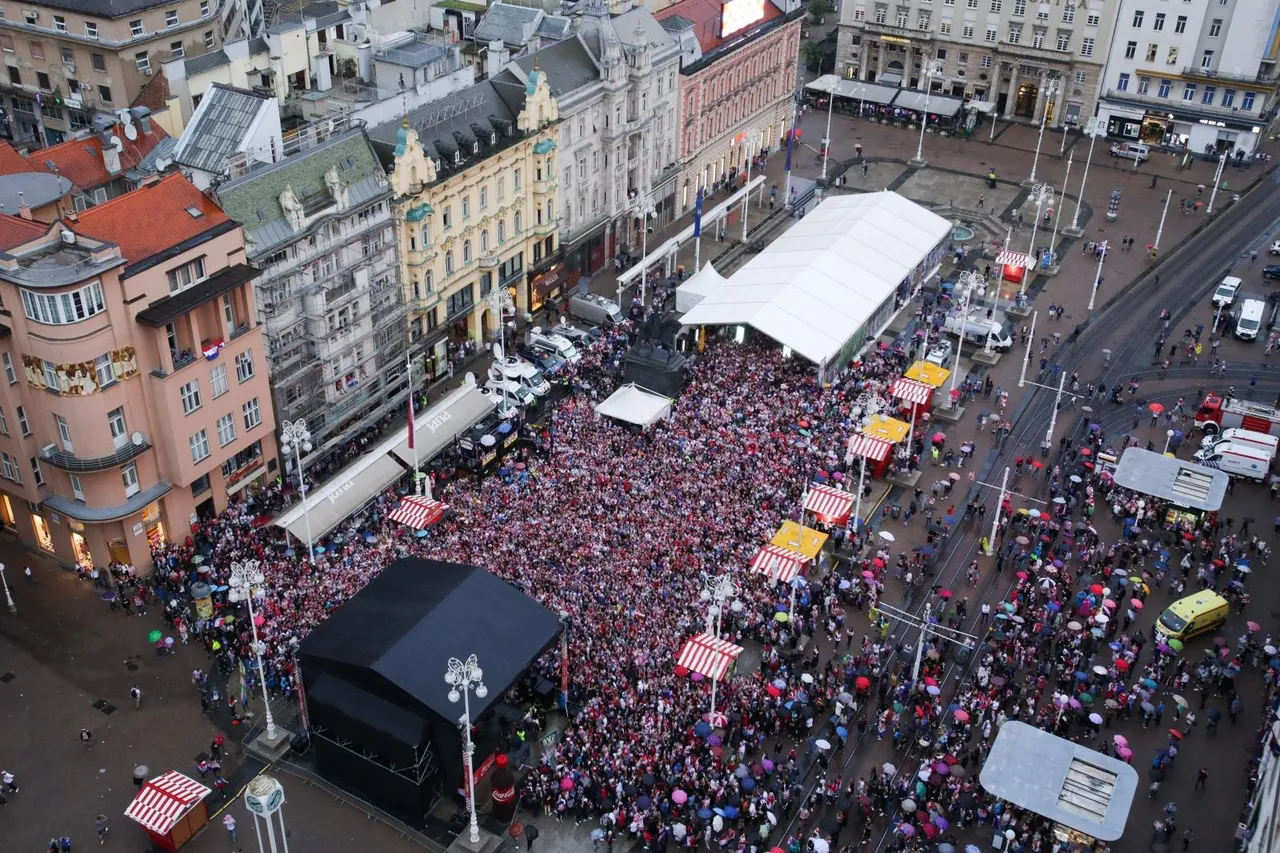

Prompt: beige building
xmin=371 ymin=67 xmax=560 ymax=375
xmin=0 ymin=173 xmax=276 ymax=571
xmin=0 ymin=0 xmax=222 ymax=148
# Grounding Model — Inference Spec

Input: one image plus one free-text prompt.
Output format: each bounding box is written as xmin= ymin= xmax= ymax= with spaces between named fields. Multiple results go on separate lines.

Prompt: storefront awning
xmin=890 ymin=377 xmax=935 ymax=406
xmin=675 ymin=632 xmax=745 ymax=681
xmin=804 ymin=482 xmax=855 ymax=522
xmin=274 ymin=453 xmax=406 ymax=545
xmin=124 ymin=771 xmax=211 ymax=836
xmin=892 ymin=90 xmax=965 ymax=118
xmin=847 ymin=434 xmax=894 ymax=461
xmin=388 ymin=496 xmax=447 ymax=529
xmin=997 ymin=249 xmax=1031 ymax=269
xmin=389 ymin=384 xmax=497 ymax=469
xmin=750 ymin=544 xmax=807 ymax=583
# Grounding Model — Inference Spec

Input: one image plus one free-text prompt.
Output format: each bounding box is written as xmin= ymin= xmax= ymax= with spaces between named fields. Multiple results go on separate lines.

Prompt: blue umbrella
xmin=836 ymin=726 xmax=848 ymax=738
xmin=1109 ymin=641 xmax=1123 ymax=651
xmin=694 ymin=721 xmax=712 ymax=737
xmin=416 ymin=529 xmax=430 ymax=538
xmin=741 ymin=777 xmax=756 ymax=791
xmin=1142 ymin=678 xmax=1157 ymax=689
xmin=1074 ymin=671 xmax=1088 ymax=681
xmin=697 ymin=808 xmax=712 ymax=820
xmin=314 ymin=545 xmax=326 ymax=554
xmin=723 ymin=806 xmax=740 ymax=819
xmin=1116 ymin=576 xmax=1130 ymax=586
xmin=713 ymin=807 xmax=726 ymax=817
xmin=637 ymin=796 xmax=652 ymax=811
xmin=496 ymin=421 xmax=513 ymax=434
xmin=1046 ymin=602 xmax=1061 ymax=612
xmin=284 ymin=549 xmax=296 ymax=557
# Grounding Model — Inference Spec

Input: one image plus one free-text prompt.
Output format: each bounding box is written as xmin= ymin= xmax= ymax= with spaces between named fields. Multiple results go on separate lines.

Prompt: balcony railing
xmin=863 ymin=21 xmax=931 ymax=39
xmin=41 ymin=437 xmax=153 ymax=473
xmin=1102 ymin=89 xmax=1265 ymax=122
xmin=1181 ymin=66 xmax=1267 ymax=84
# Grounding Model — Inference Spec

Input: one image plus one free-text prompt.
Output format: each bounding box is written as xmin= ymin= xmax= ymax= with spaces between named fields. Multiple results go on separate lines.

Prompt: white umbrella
xmin=815 ymin=738 xmax=832 ymax=750
xmin=810 ymin=839 xmax=831 ymax=853
xmin=884 ymin=763 xmax=898 ymax=775
xmin=878 ymin=530 xmax=896 ymax=542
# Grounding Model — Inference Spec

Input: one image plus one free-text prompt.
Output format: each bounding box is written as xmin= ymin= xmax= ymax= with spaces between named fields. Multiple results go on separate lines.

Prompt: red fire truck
xmin=1194 ymin=393 xmax=1280 ymax=436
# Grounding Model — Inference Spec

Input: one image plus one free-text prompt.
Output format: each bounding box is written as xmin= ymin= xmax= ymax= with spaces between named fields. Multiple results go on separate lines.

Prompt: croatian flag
xmin=693 ymin=187 xmax=704 ymax=239
xmin=202 ymin=340 xmax=224 ymax=360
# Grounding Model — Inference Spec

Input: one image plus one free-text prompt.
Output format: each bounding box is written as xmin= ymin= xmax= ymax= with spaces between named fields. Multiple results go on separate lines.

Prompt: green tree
xmin=801 ymin=41 xmax=827 ymax=71
xmin=808 ymin=0 xmax=834 ymax=23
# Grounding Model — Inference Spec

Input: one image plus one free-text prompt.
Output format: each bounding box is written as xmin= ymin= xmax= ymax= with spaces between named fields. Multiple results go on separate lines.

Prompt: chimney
xmin=131 ymin=106 xmax=154 ymax=135
xmin=100 ymin=129 xmax=121 ymax=175
xmin=17 ymin=191 xmax=31 ymax=220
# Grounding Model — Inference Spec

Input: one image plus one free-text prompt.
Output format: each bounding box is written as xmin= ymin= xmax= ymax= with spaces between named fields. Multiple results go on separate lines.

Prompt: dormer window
xmin=472 ymin=141 xmax=479 ymax=154
xmin=453 ymin=150 xmax=461 ymax=165
xmin=490 ymin=132 xmax=496 ymax=145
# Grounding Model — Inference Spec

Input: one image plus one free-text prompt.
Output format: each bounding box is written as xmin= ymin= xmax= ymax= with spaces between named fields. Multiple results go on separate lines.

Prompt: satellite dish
xmin=487 ymin=366 xmax=503 ymax=383
xmin=124 ymin=123 xmax=138 ymax=141
xmin=108 ymin=135 xmax=123 ymax=152
xmin=492 ymin=342 xmax=504 ymax=360
xmin=463 ymin=371 xmax=476 ymax=387
xmin=131 ymin=431 xmax=144 ymax=446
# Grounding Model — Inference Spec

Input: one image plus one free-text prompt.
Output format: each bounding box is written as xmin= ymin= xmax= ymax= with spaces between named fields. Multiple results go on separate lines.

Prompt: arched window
xmin=546 ymin=200 xmax=553 ymax=223
xmin=497 ymin=220 xmax=506 ymax=243
xmin=481 ymin=230 xmax=489 ymax=253
xmin=463 ymin=240 xmax=472 ymax=263
xmin=514 ymin=211 xmax=522 ymax=233
xmin=444 ymin=251 xmax=454 ymax=275
xmin=424 ymin=270 xmax=433 ymax=293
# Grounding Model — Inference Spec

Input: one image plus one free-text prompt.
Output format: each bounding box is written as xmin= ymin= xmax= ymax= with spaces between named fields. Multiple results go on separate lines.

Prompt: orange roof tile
xmin=76 ymin=173 xmax=230 ymax=265
xmin=0 ymin=142 xmax=36 ymax=176
xmin=656 ymin=0 xmax=784 ymax=53
xmin=0 ymin=214 xmax=50 ymax=252
xmin=25 ymin=125 xmax=168 ymax=192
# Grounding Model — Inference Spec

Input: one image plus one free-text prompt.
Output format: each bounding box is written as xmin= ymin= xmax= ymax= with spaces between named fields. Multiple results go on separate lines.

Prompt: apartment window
xmin=234 ymin=350 xmax=254 ymax=382
xmin=242 ymin=397 xmax=261 ymax=430
xmin=204 ymin=30 xmax=214 ymax=49
xmin=1201 ymin=50 xmax=1214 ymax=69
xmin=917 ymin=12 xmax=930 ymax=29
xmin=968 ymin=0 xmax=978 ymax=8
xmin=165 ymin=9 xmax=180 ymax=27
xmin=1007 ymin=23 xmax=1021 ymax=43
xmin=91 ymin=52 xmax=105 ymax=72
xmin=444 ymin=251 xmax=454 ymax=275
xmin=1 ymin=454 xmax=20 ymax=483
xmin=1137 ymin=76 xmax=1150 ymax=94
xmin=59 ymin=46 xmax=74 ymax=66
xmin=1182 ymin=83 xmax=1196 ymax=101
xmin=1086 ymin=12 xmax=1099 ymax=25
xmin=94 ymin=354 xmax=115 ymax=388
xmin=1124 ymin=41 xmax=1137 ymax=59
xmin=1132 ymin=10 xmax=1143 ymax=27
xmin=70 ymin=474 xmax=84 ymax=500
xmin=497 ymin=220 xmax=506 ymax=242
xmin=1061 ymin=3 xmax=1074 ymax=22
xmin=189 ymin=430 xmax=210 ymax=464
xmin=896 ymin=9 xmax=908 ymax=27
xmin=514 ymin=211 xmax=522 ymax=233
xmin=1145 ymin=43 xmax=1157 ymax=62
xmin=167 ymin=257 xmax=205 ymax=293
xmin=2 ymin=353 xmax=15 ymax=385
xmin=216 ymin=413 xmax=236 ymax=447
xmin=191 ymin=474 xmax=210 ymax=497
xmin=54 ymin=413 xmax=69 ymax=446
xmin=940 ymin=21 xmax=951 ymax=34
xmin=461 ymin=196 xmax=470 ymax=219
xmin=6 ymin=67 xmax=18 ymax=86
xmin=963 ymin=23 xmax=974 ymax=37
xmin=1157 ymin=78 xmax=1171 ymax=98
xmin=1242 ymin=92 xmax=1256 ymax=111
xmin=180 ymin=380 xmax=201 ymax=414
xmin=169 ymin=41 xmax=184 ymax=59
xmin=1117 ymin=73 xmax=1130 ymax=91
xmin=989 ymin=0 xmax=1000 ymax=9
xmin=30 ymin=457 xmax=43 ymax=486
xmin=201 ymin=0 xmax=210 ymax=14
xmin=85 ymin=22 xmax=98 ymax=39
xmin=1174 ymin=15 xmax=1186 ymax=33
xmin=1012 ymin=0 xmax=1025 ymax=15
xmin=1167 ymin=46 xmax=1178 ymax=64
xmin=0 ymin=408 xmax=6 ymax=436
xmin=1055 ymin=31 xmax=1070 ymax=50
xmin=1209 ymin=18 xmax=1222 ymax=37
xmin=41 ymin=360 xmax=57 ymax=389
xmin=53 ymin=15 xmax=65 ymax=31
xmin=985 ymin=25 xmax=998 ymax=42
xmin=107 ymin=407 xmax=126 ymax=447
xmin=121 ymin=463 xmax=139 ymax=497
xmin=20 ymin=282 xmax=106 ymax=325
xmin=1032 ymin=28 xmax=1044 ymax=48
xmin=0 ymin=35 xmax=11 ymax=53
xmin=1202 ymin=86 xmax=1216 ymax=104
xmin=130 ymin=19 xmax=144 ymax=36
xmin=1080 ymin=37 xmax=1094 ymax=57
xmin=1153 ymin=13 xmax=1164 ymax=30
xmin=1074 ymin=70 xmax=1087 ymax=84
xmin=17 ymin=406 xmax=29 ymax=437
xmin=514 ymin=169 xmax=521 ymax=190
xmin=36 ymin=72 xmax=50 ymax=91
xmin=1222 ymin=88 xmax=1235 ymax=107
xmin=980 ymin=54 xmax=992 ymax=67
xmin=98 ymin=85 xmax=112 ymax=103
xmin=29 ymin=41 xmax=43 ymax=60
xmin=442 ymin=206 xmax=452 ymax=229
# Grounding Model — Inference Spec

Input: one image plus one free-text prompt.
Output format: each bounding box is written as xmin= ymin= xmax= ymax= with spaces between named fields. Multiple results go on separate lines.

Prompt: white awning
xmin=274 ymin=453 xmax=406 ymax=545
xmin=893 ymin=89 xmax=965 ymax=118
xmin=594 ymin=383 xmax=672 ymax=426
xmin=676 ymin=261 xmax=726 ymax=313
xmin=388 ymin=384 xmax=497 ymax=468
xmin=680 ymin=192 xmax=952 ymax=366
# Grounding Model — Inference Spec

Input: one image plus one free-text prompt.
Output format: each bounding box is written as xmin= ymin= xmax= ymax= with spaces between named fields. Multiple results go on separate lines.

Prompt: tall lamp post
xmin=1066 ymin=117 xmax=1104 ymax=236
xmin=821 ymin=85 xmax=836 ymax=181
xmin=279 ymin=419 xmax=314 ymax=557
xmin=1087 ymin=240 xmax=1109 ymax=311
xmin=1021 ymin=183 xmax=1054 ymax=294
xmin=909 ymin=58 xmax=944 ymax=167
xmin=948 ymin=271 xmax=987 ymax=406
xmin=1025 ymin=77 xmax=1060 ymax=185
xmin=633 ymin=197 xmax=656 ymax=303
xmin=229 ymin=559 xmax=277 ymax=743
xmin=845 ymin=393 xmax=887 ymax=534
xmin=699 ymin=573 xmax=741 ymax=726
xmin=0 ymin=562 xmax=14 ymax=613
xmin=446 ymin=655 xmax=488 ymax=845
xmin=1206 ymin=152 xmax=1229 ymax=215
xmin=741 ymin=130 xmax=762 ymax=242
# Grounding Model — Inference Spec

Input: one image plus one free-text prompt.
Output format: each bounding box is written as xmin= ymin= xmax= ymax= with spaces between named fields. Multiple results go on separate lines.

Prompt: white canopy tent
xmin=676 ymin=261 xmax=726 ymax=313
xmin=679 ymin=192 xmax=952 ymax=368
xmin=594 ymin=384 xmax=672 ymax=427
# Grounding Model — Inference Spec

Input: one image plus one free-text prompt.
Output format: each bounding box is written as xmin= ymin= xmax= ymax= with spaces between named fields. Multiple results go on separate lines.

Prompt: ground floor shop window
xmin=31 ymin=514 xmax=54 ymax=553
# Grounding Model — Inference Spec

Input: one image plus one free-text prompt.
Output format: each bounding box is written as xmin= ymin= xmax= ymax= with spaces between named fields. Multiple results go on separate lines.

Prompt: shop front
xmin=562 ymin=219 xmax=609 ymax=278
xmin=527 ymin=253 xmax=570 ymax=316
xmin=1104 ymin=99 xmax=1262 ymax=155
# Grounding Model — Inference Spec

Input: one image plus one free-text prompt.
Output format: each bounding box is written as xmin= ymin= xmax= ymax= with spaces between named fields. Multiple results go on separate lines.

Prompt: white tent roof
xmin=594 ymin=383 xmax=672 ymax=427
xmin=676 ymin=261 xmax=726 ymax=313
xmin=680 ymin=192 xmax=952 ymax=365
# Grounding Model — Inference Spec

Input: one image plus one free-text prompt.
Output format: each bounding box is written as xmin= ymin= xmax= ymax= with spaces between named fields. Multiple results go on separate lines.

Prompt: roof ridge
xmin=75 ymin=172 xmax=187 ymax=221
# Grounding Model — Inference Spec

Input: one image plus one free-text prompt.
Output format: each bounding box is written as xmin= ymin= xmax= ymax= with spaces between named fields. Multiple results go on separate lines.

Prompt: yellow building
xmin=372 ymin=69 xmax=559 ymax=377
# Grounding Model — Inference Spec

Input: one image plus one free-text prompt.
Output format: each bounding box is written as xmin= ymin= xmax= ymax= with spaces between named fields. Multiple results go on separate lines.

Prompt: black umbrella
xmin=641 ymin=773 xmax=656 ymax=787
xmin=524 ymin=825 xmax=539 ymax=842
xmin=820 ymin=815 xmax=840 ymax=835
xmin=837 ymin=797 xmax=853 ymax=812
xmin=1207 ymin=707 xmax=1222 ymax=721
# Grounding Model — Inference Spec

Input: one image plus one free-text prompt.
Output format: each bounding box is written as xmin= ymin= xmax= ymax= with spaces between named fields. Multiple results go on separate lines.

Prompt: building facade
xmin=657 ymin=0 xmax=802 ymax=215
xmin=836 ymin=0 xmax=1120 ymax=126
xmin=0 ymin=0 xmax=223 ymax=148
xmin=215 ymin=124 xmax=407 ymax=478
xmin=497 ymin=1 xmax=681 ymax=283
xmin=373 ymin=68 xmax=559 ymax=378
xmin=0 ymin=174 xmax=276 ymax=572
xmin=1094 ymin=0 xmax=1280 ymax=155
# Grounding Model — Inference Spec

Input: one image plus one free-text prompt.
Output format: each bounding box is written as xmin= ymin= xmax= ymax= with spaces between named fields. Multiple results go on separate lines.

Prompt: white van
xmin=569 ymin=293 xmax=626 ymax=327
xmin=1234 ymin=297 xmax=1265 ymax=340
xmin=1110 ymin=141 xmax=1150 ymax=162
xmin=1193 ymin=442 xmax=1271 ymax=481
xmin=494 ymin=356 xmax=551 ymax=397
xmin=942 ymin=312 xmax=1014 ymax=351
xmin=525 ymin=327 xmax=581 ymax=363
xmin=1200 ymin=428 xmax=1280 ymax=460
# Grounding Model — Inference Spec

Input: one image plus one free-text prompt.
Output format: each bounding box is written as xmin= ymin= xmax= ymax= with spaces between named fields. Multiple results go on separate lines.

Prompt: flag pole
xmin=694 ymin=185 xmax=704 ymax=272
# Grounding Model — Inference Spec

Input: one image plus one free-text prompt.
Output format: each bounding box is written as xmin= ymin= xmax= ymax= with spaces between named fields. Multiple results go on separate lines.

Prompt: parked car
xmin=1264 ymin=265 xmax=1280 ymax=280
xmin=1212 ymin=276 xmax=1242 ymax=308
xmin=1269 ymin=241 xmax=1280 ymax=255
xmin=550 ymin=322 xmax=597 ymax=348
xmin=1109 ymin=141 xmax=1150 ymax=162
xmin=517 ymin=346 xmax=567 ymax=377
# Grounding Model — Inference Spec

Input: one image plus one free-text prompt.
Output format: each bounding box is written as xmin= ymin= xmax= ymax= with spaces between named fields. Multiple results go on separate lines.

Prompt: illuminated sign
xmin=721 ymin=0 xmax=766 ymax=38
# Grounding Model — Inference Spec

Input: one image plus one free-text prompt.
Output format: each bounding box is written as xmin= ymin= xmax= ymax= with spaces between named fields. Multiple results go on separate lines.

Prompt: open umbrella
xmin=879 ymin=530 xmax=896 ymax=542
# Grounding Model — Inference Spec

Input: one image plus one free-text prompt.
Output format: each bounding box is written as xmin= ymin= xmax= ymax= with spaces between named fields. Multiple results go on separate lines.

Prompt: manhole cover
xmin=125 ymin=662 xmax=139 ymax=671
xmin=0 ymin=671 xmax=14 ymax=683
xmin=90 ymin=700 xmax=116 ymax=715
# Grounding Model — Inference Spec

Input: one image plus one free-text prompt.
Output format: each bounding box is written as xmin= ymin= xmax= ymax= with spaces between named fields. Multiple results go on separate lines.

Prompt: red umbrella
xmin=766 ymin=683 xmax=782 ymax=697
xmin=1115 ymin=659 xmax=1129 ymax=671
xmin=1248 ymin=620 xmax=1262 ymax=632
xmin=856 ymin=676 xmax=872 ymax=690
xmin=674 ymin=665 xmax=690 ymax=677
xmin=938 ymin=589 xmax=953 ymax=599
xmin=954 ymin=709 xmax=970 ymax=722
xmin=1168 ymin=729 xmax=1183 ymax=739
xmin=873 ymin=557 xmax=886 ymax=568
xmin=1090 ymin=584 xmax=1105 ymax=595
xmin=1149 ymin=402 xmax=1164 ymax=414
xmin=1130 ymin=599 xmax=1144 ymax=610
xmin=1016 ymin=571 xmax=1028 ymax=580
xmin=1030 ymin=459 xmax=1044 ymax=469
xmin=1079 ymin=448 xmax=1092 ymax=456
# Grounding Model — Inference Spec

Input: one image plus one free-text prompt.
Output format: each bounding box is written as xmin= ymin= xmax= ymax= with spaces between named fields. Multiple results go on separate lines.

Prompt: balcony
xmin=863 ymin=21 xmax=931 ymax=40
xmin=1181 ymin=66 xmax=1268 ymax=85
xmin=999 ymin=40 xmax=1069 ymax=63
xmin=478 ymin=254 xmax=500 ymax=269
xmin=533 ymin=219 xmax=557 ymax=237
xmin=41 ymin=437 xmax=153 ymax=473
xmin=42 ymin=479 xmax=172 ymax=524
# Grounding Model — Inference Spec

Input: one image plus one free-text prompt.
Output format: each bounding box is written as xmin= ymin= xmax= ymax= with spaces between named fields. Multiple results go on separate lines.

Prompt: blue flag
xmin=693 ymin=186 xmax=703 ymax=238
xmin=784 ymin=127 xmax=794 ymax=173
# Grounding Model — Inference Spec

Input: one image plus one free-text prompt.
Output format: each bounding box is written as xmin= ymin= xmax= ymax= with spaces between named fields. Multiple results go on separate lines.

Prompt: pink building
xmin=0 ymin=174 xmax=277 ymax=572
xmin=658 ymin=0 xmax=803 ymax=214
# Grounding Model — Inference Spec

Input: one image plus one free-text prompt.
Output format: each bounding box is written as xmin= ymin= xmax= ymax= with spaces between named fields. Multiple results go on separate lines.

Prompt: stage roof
xmin=298 ymin=558 xmax=563 ymax=721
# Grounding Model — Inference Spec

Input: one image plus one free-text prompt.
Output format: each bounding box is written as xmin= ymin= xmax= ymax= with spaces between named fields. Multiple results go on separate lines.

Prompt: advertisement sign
xmin=721 ymin=0 xmax=766 ymax=37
